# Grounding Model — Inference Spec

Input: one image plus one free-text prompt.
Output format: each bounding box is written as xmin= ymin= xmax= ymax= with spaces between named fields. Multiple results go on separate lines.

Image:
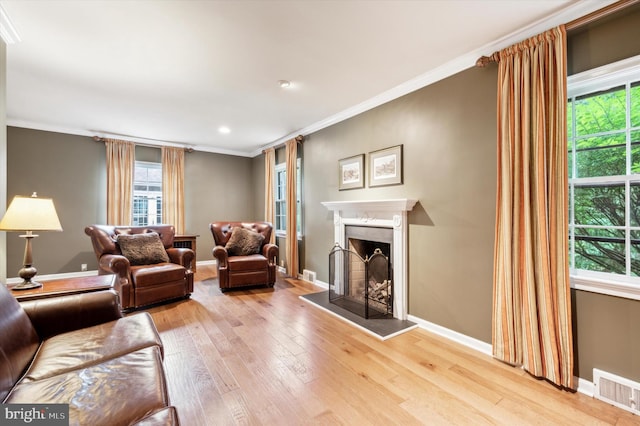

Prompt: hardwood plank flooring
xmin=143 ymin=265 xmax=638 ymax=425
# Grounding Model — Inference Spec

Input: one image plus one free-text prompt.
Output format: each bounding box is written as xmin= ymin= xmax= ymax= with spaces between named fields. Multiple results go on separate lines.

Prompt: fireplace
xmin=321 ymin=199 xmax=417 ymax=320
xmin=329 ymin=226 xmax=394 ymax=318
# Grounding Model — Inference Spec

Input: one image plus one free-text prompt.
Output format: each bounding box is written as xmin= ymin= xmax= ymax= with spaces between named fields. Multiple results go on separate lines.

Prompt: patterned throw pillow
xmin=117 ymin=232 xmax=170 ymax=265
xmin=225 ymin=227 xmax=264 ymax=256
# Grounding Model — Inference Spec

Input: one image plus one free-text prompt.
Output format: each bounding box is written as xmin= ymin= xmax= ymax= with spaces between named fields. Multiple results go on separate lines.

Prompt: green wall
xmin=6 ymin=128 xmax=105 ymax=276
xmin=304 ymin=66 xmax=497 ymax=343
xmin=5 ymin=128 xmax=256 ymax=273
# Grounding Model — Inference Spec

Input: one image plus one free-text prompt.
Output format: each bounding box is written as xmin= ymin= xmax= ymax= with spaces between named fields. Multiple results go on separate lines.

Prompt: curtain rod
xmin=262 ymin=134 xmax=305 ymax=154
xmin=92 ymin=136 xmax=194 ymax=152
xmin=475 ymin=0 xmax=639 ymax=67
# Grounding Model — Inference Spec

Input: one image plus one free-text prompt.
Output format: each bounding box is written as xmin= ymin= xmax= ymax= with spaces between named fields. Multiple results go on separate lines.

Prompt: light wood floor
xmin=144 ymin=265 xmax=638 ymax=425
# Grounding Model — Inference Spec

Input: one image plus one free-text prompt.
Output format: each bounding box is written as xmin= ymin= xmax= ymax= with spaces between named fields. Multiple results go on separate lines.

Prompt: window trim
xmin=132 ymin=160 xmax=162 ymax=227
xmin=274 ymin=159 xmax=303 ymax=239
xmin=568 ymin=54 xmax=640 ymax=301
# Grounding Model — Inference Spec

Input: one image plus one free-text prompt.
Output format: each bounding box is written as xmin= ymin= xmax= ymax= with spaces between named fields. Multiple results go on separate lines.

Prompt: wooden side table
xmin=10 ymin=274 xmax=116 ymax=302
xmin=174 ymin=234 xmax=198 ymax=271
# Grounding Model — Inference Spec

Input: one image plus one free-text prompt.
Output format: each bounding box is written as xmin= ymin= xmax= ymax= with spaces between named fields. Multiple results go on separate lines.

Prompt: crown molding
xmin=6 ymin=119 xmax=254 ymax=157
xmin=253 ymin=0 xmax=619 ymax=158
xmin=0 ymin=4 xmax=20 ymax=44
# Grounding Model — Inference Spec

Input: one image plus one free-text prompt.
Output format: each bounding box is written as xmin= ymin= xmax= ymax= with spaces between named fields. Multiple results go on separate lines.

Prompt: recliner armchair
xmin=85 ymin=224 xmax=194 ymax=310
xmin=209 ymin=221 xmax=278 ymax=291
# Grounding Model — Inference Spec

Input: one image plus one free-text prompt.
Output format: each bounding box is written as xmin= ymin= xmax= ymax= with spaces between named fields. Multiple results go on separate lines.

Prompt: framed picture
xmin=369 ymin=145 xmax=403 ymax=187
xmin=338 ymin=154 xmax=365 ymax=190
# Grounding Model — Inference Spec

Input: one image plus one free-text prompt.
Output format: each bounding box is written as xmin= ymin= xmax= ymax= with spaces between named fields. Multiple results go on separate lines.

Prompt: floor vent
xmin=302 ymin=269 xmax=317 ymax=284
xmin=594 ymin=368 xmax=640 ymax=415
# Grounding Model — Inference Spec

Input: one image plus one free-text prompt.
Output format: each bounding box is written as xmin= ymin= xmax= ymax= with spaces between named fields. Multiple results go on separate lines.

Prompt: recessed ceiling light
xmin=218 ymin=126 xmax=231 ymax=134
xmin=278 ymin=80 xmax=291 ymax=88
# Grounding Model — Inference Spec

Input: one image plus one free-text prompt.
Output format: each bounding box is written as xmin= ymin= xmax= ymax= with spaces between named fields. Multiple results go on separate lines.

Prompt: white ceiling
xmin=1 ymin=0 xmax=614 ymax=157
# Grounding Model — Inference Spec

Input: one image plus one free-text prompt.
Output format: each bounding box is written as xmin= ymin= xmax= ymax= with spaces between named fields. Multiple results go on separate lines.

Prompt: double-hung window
xmin=274 ymin=159 xmax=302 ymax=238
xmin=568 ymin=55 xmax=640 ymax=299
xmin=133 ymin=161 xmax=162 ymax=226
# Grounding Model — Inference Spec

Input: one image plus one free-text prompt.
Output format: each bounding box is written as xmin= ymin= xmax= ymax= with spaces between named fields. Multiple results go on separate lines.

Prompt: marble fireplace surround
xmin=321 ymin=199 xmax=418 ymax=320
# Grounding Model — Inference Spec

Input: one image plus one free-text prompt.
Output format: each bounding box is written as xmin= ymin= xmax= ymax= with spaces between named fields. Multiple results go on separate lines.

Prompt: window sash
xmin=568 ymin=55 xmax=640 ymax=299
xmin=274 ymin=160 xmax=302 ymax=237
xmin=133 ymin=161 xmax=162 ymax=226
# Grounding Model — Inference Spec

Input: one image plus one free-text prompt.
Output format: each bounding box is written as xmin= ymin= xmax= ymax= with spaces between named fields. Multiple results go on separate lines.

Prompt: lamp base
xmin=14 ymin=263 xmax=41 ymax=290
xmin=11 ymin=280 xmax=43 ymax=291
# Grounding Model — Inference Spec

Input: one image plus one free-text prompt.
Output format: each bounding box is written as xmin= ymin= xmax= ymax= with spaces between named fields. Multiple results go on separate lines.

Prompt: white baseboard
xmin=577 ymin=376 xmax=594 ymax=397
xmin=408 ymin=315 xmax=493 ymax=356
xmin=196 ymin=260 xmax=216 ymax=267
xmin=313 ymin=278 xmax=329 ymax=289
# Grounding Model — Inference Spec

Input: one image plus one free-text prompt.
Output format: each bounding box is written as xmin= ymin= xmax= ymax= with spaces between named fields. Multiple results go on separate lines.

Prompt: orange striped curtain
xmin=105 ymin=139 xmax=134 ymax=225
xmin=161 ymin=146 xmax=185 ymax=235
xmin=285 ymin=138 xmax=298 ymax=278
xmin=492 ymin=25 xmax=574 ymax=389
xmin=264 ymin=147 xmax=276 ymax=245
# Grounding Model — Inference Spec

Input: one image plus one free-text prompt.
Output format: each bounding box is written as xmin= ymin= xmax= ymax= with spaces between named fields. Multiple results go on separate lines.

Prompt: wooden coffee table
xmin=10 ymin=274 xmax=116 ymax=302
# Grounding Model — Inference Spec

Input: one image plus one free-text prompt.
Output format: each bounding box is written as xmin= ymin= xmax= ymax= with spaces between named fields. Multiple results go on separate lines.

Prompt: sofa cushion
xmin=117 ymin=232 xmax=170 ymax=265
xmin=22 ymin=312 xmax=163 ymax=382
xmin=6 ymin=346 xmax=170 ymax=426
xmin=225 ymin=227 xmax=264 ymax=256
xmin=131 ymin=263 xmax=186 ymax=288
xmin=228 ymin=254 xmax=268 ymax=271
xmin=0 ymin=285 xmax=40 ymax=403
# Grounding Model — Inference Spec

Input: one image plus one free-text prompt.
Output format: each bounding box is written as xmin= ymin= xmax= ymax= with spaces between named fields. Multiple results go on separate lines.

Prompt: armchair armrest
xmin=212 ymin=245 xmax=229 ymax=268
xmin=20 ymin=290 xmax=123 ymax=340
xmin=166 ymin=247 xmax=195 ymax=270
xmin=263 ymin=243 xmax=278 ymax=264
xmin=99 ymin=253 xmax=131 ymax=278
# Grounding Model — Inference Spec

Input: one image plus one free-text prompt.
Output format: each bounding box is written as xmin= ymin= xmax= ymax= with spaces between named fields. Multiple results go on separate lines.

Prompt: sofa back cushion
xmin=210 ymin=222 xmax=273 ymax=248
xmin=0 ymin=284 xmax=39 ymax=402
xmin=85 ymin=225 xmax=176 ymax=258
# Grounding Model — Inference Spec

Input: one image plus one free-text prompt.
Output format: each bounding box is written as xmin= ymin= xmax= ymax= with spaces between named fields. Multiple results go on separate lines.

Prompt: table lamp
xmin=0 ymin=192 xmax=63 ymax=290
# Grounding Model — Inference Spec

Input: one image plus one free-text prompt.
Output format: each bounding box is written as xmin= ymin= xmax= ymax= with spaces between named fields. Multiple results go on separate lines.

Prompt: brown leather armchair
xmin=210 ymin=221 xmax=278 ymax=291
xmin=85 ymin=224 xmax=194 ymax=310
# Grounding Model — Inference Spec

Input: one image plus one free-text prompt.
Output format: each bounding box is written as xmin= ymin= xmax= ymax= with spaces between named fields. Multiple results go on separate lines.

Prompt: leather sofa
xmin=210 ymin=221 xmax=278 ymax=291
xmin=0 ymin=284 xmax=179 ymax=425
xmin=85 ymin=224 xmax=194 ymax=310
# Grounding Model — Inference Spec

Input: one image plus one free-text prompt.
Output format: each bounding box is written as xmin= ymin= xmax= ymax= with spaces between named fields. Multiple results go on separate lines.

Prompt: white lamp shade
xmin=0 ymin=195 xmax=63 ymax=231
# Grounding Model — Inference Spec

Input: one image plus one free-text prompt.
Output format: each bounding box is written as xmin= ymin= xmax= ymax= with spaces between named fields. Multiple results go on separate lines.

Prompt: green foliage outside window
xmin=569 ymin=82 xmax=640 ymax=277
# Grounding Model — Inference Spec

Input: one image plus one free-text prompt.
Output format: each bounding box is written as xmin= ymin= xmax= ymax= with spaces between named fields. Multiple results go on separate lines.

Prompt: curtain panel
xmin=105 ymin=139 xmax=134 ymax=225
xmin=285 ymin=139 xmax=298 ymax=278
xmin=161 ymin=147 xmax=185 ymax=235
xmin=264 ymin=147 xmax=276 ymax=245
xmin=492 ymin=25 xmax=574 ymax=389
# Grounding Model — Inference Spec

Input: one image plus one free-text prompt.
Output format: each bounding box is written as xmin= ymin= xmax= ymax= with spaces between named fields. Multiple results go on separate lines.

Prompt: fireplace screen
xmin=328 ymin=243 xmax=392 ymax=319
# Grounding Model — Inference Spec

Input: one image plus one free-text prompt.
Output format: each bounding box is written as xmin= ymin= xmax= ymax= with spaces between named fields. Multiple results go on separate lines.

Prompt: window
xmin=133 ymin=161 xmax=162 ymax=226
xmin=274 ymin=159 xmax=302 ymax=238
xmin=568 ymin=55 xmax=640 ymax=300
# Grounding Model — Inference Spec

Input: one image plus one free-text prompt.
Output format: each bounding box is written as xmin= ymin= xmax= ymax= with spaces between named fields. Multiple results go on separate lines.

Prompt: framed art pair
xmin=338 ymin=145 xmax=403 ymax=190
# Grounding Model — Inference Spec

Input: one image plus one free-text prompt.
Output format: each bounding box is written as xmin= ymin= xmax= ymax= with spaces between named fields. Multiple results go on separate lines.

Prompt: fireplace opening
xmin=328 ymin=226 xmax=394 ymax=319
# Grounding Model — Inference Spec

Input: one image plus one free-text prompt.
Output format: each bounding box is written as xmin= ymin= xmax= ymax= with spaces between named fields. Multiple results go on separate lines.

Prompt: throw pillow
xmin=117 ymin=232 xmax=170 ymax=265
xmin=225 ymin=227 xmax=264 ymax=256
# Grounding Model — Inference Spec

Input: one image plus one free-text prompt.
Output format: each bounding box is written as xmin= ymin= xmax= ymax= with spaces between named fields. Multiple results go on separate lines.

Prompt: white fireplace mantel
xmin=321 ymin=199 xmax=417 ymax=320
xmin=321 ymin=199 xmax=417 ymax=214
